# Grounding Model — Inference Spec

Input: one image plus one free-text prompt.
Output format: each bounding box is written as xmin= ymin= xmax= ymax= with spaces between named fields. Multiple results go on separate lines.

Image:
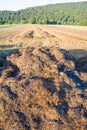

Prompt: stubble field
xmin=0 ymin=24 xmax=87 ymax=58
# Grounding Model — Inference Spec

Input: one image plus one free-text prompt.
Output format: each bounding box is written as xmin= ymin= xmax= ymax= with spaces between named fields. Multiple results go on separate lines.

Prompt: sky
xmin=0 ymin=0 xmax=86 ymax=11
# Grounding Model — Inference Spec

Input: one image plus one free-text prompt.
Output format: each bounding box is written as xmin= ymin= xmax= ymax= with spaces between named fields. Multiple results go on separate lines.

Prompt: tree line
xmin=0 ymin=2 xmax=87 ymax=26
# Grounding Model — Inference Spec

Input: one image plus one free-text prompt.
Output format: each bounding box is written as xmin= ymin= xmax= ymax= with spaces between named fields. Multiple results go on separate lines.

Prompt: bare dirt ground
xmin=0 ymin=24 xmax=87 ymax=58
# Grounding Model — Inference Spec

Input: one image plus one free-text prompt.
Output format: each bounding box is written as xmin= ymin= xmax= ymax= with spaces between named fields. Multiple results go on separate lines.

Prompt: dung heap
xmin=0 ymin=47 xmax=87 ymax=130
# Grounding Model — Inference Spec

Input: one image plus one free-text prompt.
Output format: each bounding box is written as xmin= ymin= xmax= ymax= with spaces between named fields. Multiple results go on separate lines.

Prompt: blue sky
xmin=0 ymin=0 xmax=86 ymax=11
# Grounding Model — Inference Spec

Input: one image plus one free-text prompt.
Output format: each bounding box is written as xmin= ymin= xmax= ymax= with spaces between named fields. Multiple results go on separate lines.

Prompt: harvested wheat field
xmin=0 ymin=24 xmax=87 ymax=58
xmin=0 ymin=25 xmax=87 ymax=130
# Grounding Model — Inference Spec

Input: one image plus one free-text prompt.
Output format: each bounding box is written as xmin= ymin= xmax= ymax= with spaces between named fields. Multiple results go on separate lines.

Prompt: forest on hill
xmin=0 ymin=2 xmax=87 ymax=26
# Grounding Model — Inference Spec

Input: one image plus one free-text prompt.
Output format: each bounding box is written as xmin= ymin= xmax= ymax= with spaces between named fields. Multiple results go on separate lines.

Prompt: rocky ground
xmin=0 ymin=47 xmax=87 ymax=130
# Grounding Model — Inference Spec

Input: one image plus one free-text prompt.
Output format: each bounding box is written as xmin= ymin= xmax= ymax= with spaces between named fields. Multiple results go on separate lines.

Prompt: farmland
xmin=0 ymin=0 xmax=87 ymax=129
xmin=0 ymin=24 xmax=87 ymax=58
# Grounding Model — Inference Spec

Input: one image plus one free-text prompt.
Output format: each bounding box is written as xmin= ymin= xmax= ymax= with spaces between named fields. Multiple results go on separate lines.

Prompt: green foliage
xmin=7 ymin=20 xmax=13 ymax=24
xmin=79 ymin=20 xmax=87 ymax=26
xmin=20 ymin=20 xmax=27 ymax=24
xmin=0 ymin=19 xmax=3 ymax=25
xmin=0 ymin=2 xmax=87 ymax=26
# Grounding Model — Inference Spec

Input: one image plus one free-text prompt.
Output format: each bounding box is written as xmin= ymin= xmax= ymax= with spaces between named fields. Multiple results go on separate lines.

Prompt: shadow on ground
xmin=68 ymin=49 xmax=87 ymax=59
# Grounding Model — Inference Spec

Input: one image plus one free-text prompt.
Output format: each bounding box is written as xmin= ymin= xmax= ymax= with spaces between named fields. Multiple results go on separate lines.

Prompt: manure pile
xmin=0 ymin=47 xmax=87 ymax=130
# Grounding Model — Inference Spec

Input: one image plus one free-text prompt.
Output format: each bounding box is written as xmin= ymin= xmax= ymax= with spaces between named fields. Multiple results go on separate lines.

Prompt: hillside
xmin=0 ymin=47 xmax=87 ymax=130
xmin=0 ymin=2 xmax=87 ymax=26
